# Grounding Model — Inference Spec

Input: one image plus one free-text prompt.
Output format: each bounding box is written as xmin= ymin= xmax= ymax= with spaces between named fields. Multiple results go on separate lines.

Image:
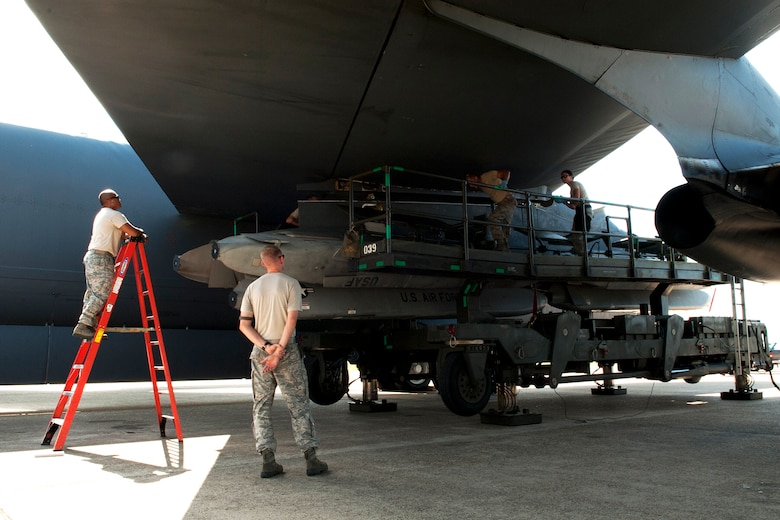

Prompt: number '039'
xmin=363 ymin=243 xmax=378 ymax=255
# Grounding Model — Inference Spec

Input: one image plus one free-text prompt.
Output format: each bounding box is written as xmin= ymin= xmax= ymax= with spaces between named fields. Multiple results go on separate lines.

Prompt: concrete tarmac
xmin=1 ymin=372 xmax=780 ymax=520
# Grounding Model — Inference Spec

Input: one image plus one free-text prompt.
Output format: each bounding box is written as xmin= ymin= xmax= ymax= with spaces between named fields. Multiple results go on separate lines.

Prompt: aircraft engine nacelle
xmin=655 ymin=181 xmax=780 ymax=282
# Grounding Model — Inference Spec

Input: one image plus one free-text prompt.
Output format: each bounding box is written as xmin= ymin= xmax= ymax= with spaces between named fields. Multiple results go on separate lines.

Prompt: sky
xmin=1 ymin=1 xmax=779 ymax=336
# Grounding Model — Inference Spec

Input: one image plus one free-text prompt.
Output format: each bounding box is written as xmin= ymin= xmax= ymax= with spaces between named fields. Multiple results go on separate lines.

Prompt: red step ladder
xmin=42 ymin=238 xmax=183 ymax=451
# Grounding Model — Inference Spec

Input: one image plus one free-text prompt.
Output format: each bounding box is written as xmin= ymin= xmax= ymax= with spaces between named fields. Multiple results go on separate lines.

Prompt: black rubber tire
xmin=438 ymin=352 xmax=493 ymax=416
xmin=306 ymin=356 xmax=348 ymax=405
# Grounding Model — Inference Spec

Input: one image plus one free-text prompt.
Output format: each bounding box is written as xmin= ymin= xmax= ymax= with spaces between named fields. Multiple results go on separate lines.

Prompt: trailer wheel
xmin=305 ymin=356 xmax=348 ymax=405
xmin=377 ymin=361 xmax=434 ymax=391
xmin=378 ymin=376 xmax=431 ymax=391
xmin=402 ymin=361 xmax=434 ymax=391
xmin=403 ymin=377 xmax=432 ymax=391
xmin=439 ymin=352 xmax=493 ymax=416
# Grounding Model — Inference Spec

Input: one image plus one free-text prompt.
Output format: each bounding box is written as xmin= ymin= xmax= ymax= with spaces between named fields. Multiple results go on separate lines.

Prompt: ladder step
xmin=154 ymin=365 xmax=165 ymax=370
xmin=73 ymin=364 xmax=84 ymax=369
xmin=103 ymin=326 xmax=154 ymax=333
xmin=162 ymin=415 xmax=175 ymax=421
xmin=52 ymin=418 xmax=64 ymax=426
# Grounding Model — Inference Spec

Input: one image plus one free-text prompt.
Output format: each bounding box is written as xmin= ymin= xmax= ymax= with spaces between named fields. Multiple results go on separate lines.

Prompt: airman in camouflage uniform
xmin=465 ymin=169 xmax=516 ymax=252
xmin=73 ymin=189 xmax=146 ymax=340
xmin=239 ymin=244 xmax=328 ymax=478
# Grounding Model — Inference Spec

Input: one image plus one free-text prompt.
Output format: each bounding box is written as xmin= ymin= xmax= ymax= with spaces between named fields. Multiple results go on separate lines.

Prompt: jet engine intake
xmin=655 ymin=181 xmax=780 ymax=282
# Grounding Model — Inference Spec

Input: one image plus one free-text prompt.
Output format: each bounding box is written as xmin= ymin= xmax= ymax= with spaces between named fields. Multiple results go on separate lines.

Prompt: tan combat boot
xmin=260 ymin=449 xmax=283 ymax=478
xmin=304 ymin=447 xmax=328 ymax=476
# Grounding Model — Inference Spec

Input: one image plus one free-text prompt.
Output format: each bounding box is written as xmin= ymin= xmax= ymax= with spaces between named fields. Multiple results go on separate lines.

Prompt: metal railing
xmin=344 ymin=165 xmax=682 ymax=270
xmin=233 ymin=212 xmax=259 ymax=235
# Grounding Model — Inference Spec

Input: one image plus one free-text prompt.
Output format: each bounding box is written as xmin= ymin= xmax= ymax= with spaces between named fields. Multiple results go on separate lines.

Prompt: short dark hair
xmin=261 ymin=244 xmax=283 ymax=260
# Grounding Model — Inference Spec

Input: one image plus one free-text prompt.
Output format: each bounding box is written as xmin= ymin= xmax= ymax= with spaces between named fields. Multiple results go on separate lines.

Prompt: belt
xmin=87 ymin=249 xmax=115 ymax=258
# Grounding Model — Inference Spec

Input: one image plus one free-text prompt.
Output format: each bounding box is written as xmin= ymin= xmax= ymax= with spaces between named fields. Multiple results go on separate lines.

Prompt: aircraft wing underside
xmin=25 ymin=0 xmax=780 ymax=223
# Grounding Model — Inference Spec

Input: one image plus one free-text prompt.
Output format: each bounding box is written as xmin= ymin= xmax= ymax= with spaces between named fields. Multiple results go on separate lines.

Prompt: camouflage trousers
xmin=487 ymin=194 xmax=517 ymax=242
xmin=78 ymin=250 xmax=115 ymax=327
xmin=570 ymin=205 xmax=593 ymax=255
xmin=250 ymin=343 xmax=319 ymax=454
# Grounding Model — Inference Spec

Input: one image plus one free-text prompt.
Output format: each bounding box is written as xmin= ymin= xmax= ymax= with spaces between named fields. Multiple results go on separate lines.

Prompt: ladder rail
xmin=133 ymin=245 xmax=164 ymax=431
xmin=134 ymin=242 xmax=183 ymax=441
xmin=49 ymin=337 xmax=99 ymax=451
xmin=45 ymin=241 xmax=138 ymax=450
xmin=42 ymin=341 xmax=90 ymax=446
xmin=49 ymin=341 xmax=91 ymax=419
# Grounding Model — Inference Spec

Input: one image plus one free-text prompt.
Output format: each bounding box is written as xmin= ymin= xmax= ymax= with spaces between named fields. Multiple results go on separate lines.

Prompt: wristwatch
xmin=261 ymin=341 xmax=271 ymax=351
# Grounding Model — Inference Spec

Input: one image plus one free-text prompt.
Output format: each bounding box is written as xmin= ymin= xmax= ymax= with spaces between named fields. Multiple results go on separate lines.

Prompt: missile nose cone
xmin=175 ymin=243 xmax=239 ymax=288
xmin=174 ymin=245 xmax=214 ymax=284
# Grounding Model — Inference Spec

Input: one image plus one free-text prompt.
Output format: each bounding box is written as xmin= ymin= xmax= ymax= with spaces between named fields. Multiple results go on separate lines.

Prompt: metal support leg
xmin=480 ymin=382 xmax=542 ymax=426
xmin=349 ymin=378 xmax=397 ymax=413
xmin=591 ymin=363 xmax=627 ymax=395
